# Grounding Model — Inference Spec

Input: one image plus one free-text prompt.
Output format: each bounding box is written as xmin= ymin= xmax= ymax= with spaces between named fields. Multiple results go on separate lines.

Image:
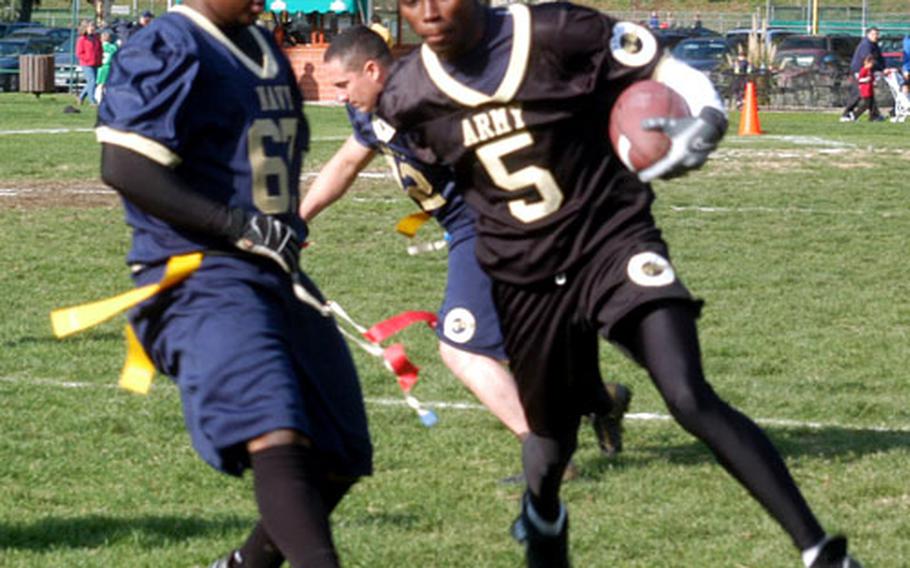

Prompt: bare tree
xmin=17 ymin=0 xmax=40 ymax=22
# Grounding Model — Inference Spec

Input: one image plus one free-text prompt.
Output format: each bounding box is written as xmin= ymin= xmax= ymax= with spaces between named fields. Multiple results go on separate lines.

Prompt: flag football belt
xmin=50 ymin=252 xmax=204 ymax=394
xmin=395 ymin=211 xmax=448 ymax=256
xmin=50 ymin=253 xmax=441 ymax=425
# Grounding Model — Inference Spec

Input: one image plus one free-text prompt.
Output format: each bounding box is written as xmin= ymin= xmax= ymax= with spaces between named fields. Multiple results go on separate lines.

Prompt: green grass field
xmin=1 ymin=94 xmax=909 ymax=567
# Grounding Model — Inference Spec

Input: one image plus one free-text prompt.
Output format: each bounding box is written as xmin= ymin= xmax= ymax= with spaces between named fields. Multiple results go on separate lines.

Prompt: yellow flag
xmin=50 ymin=253 xmax=203 ymax=338
xmin=119 ymin=324 xmax=156 ymax=394
xmin=395 ymin=212 xmax=431 ymax=238
xmin=50 ymin=252 xmax=204 ymax=394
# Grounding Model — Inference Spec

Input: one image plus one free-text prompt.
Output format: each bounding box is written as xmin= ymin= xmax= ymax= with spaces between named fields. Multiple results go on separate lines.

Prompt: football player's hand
xmin=638 ymin=107 xmax=728 ymax=183
xmin=232 ymin=212 xmax=301 ymax=274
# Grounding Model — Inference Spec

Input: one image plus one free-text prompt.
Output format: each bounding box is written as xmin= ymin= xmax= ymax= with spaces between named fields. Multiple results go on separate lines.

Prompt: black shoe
xmin=511 ymin=495 xmax=570 ymax=568
xmin=589 ymin=382 xmax=632 ymax=457
xmin=809 ymin=536 xmax=863 ymax=568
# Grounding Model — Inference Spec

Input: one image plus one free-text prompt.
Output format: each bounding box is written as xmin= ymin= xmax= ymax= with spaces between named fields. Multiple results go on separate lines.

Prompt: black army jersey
xmin=378 ymin=3 xmax=664 ymax=284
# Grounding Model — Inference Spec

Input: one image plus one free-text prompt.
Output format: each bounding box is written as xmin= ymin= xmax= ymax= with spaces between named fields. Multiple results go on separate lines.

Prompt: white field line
xmin=668 ymin=205 xmax=906 ymax=217
xmin=2 ymin=375 xmax=908 ymax=434
xmin=740 ymin=135 xmax=858 ymax=148
xmin=300 ymin=171 xmax=391 ymax=179
xmin=0 ymin=128 xmax=348 ymax=143
xmin=0 ymin=128 xmax=95 ymax=135
xmin=0 ymin=187 xmax=117 ymax=197
xmin=4 ymin=178 xmax=904 ymax=218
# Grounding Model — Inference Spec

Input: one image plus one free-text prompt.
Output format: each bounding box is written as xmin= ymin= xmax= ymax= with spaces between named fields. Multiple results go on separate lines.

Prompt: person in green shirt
xmin=95 ymin=30 xmax=118 ymax=103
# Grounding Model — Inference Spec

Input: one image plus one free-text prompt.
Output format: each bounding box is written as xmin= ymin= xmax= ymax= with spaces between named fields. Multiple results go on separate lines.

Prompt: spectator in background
xmin=272 ymin=10 xmax=296 ymax=46
xmin=841 ymin=27 xmax=885 ymax=121
xmin=648 ymin=10 xmax=659 ymax=29
xmin=853 ymin=54 xmax=884 ymax=121
xmin=368 ymin=13 xmax=393 ymax=49
xmin=693 ymin=12 xmax=702 ymax=29
xmin=75 ymin=20 xmax=101 ymax=106
xmin=139 ymin=10 xmax=154 ymax=28
xmin=731 ymin=46 xmax=751 ymax=109
xmin=121 ymin=10 xmax=154 ymax=43
xmin=94 ymin=29 xmax=118 ymax=103
xmin=901 ymin=33 xmax=909 ymax=96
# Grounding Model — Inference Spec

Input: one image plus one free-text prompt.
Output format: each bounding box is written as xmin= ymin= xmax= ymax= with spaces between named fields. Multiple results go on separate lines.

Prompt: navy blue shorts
xmin=129 ymin=255 xmax=373 ymax=478
xmin=437 ymin=233 xmax=507 ymax=360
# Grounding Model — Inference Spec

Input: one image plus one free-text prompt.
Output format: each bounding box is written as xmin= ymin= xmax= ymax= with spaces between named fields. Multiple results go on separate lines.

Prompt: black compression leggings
xmin=521 ymin=301 xmax=826 ymax=549
xmin=243 ymin=445 xmax=355 ymax=568
xmin=613 ymin=301 xmax=825 ymax=549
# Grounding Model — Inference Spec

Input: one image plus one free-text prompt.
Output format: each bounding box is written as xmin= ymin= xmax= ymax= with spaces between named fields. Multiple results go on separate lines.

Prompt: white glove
xmin=638 ymin=107 xmax=728 ymax=183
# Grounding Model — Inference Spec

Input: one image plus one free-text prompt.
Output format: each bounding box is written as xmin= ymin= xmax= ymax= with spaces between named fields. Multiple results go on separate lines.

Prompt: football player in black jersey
xmin=302 ymin=25 xmax=631 ymax=474
xmin=379 ymin=0 xmax=861 ymax=566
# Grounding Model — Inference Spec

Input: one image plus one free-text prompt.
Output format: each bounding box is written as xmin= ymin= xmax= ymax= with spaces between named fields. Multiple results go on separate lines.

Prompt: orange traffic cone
xmin=738 ymin=80 xmax=762 ymax=136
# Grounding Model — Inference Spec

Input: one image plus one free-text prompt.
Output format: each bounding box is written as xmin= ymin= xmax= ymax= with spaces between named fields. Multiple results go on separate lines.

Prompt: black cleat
xmin=511 ymin=495 xmax=570 ymax=568
xmin=809 ymin=536 xmax=863 ymax=568
xmin=589 ymin=382 xmax=632 ymax=457
xmin=208 ymin=550 xmax=240 ymax=568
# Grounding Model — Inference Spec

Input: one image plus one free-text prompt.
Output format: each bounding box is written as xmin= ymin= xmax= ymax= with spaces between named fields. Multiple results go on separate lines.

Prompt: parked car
xmin=726 ymin=27 xmax=797 ymax=53
xmin=0 ymin=21 xmax=41 ymax=39
xmin=7 ymin=26 xmax=73 ymax=46
xmin=52 ymin=35 xmax=87 ymax=92
xmin=879 ymin=35 xmax=905 ymax=70
xmin=688 ymin=26 xmax=722 ymax=38
xmin=777 ymin=34 xmax=860 ymax=60
xmin=0 ymin=37 xmax=57 ymax=92
xmin=769 ymin=47 xmax=855 ymax=107
xmin=671 ymin=37 xmax=735 ymax=73
xmin=772 ymin=48 xmax=849 ymax=82
xmin=878 ymin=35 xmax=904 ymax=54
xmin=883 ymin=51 xmax=902 ymax=70
xmin=655 ymin=26 xmax=721 ymax=49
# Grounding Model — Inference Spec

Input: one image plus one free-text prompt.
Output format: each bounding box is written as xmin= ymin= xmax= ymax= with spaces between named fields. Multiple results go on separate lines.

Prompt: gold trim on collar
xmin=420 ymin=3 xmax=531 ymax=108
xmin=171 ymin=5 xmax=278 ymax=79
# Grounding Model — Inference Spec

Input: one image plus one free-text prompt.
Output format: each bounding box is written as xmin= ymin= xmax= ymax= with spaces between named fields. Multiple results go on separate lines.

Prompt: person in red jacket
xmin=76 ymin=21 xmax=102 ymax=105
xmin=853 ymin=55 xmax=884 ymax=121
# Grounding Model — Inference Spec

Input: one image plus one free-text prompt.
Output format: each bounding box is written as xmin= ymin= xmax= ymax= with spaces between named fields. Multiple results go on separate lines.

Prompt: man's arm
xmin=101 ymin=143 xmax=302 ymax=273
xmin=299 ymin=135 xmax=376 ymax=222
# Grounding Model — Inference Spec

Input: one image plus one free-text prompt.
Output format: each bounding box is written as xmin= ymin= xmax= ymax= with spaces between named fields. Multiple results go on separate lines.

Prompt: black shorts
xmin=493 ymin=224 xmax=700 ymax=438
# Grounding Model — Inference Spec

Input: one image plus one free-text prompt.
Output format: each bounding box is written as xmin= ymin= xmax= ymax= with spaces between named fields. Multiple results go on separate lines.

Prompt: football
xmin=608 ymin=80 xmax=691 ymax=172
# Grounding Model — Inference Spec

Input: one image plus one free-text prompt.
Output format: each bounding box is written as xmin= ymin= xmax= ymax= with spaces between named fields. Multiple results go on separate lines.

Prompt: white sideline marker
xmin=3 ymin=375 xmax=909 ymax=435
xmin=0 ymin=128 xmax=349 ymax=142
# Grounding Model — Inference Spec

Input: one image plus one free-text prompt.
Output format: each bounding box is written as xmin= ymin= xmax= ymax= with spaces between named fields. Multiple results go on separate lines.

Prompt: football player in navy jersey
xmin=301 ymin=26 xmax=631 ymax=471
xmin=96 ymin=0 xmax=371 ymax=566
xmin=380 ymin=1 xmax=862 ymax=567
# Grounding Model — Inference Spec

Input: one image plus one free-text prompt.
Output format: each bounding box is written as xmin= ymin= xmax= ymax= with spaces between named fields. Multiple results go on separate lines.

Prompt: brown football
xmin=608 ymin=80 xmax=691 ymax=172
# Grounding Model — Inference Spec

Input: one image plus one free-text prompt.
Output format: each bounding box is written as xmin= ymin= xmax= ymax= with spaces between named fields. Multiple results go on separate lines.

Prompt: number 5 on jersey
xmin=476 ymin=131 xmax=563 ymax=223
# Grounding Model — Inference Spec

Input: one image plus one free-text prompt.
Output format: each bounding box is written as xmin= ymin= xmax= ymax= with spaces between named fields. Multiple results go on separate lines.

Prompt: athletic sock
xmin=525 ymin=497 xmax=567 ymax=536
xmin=251 ymin=444 xmax=341 ymax=568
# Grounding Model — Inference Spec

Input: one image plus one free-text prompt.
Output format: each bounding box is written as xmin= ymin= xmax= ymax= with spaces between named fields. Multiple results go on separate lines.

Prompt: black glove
xmin=638 ymin=107 xmax=728 ymax=183
xmin=227 ymin=209 xmax=301 ymax=274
